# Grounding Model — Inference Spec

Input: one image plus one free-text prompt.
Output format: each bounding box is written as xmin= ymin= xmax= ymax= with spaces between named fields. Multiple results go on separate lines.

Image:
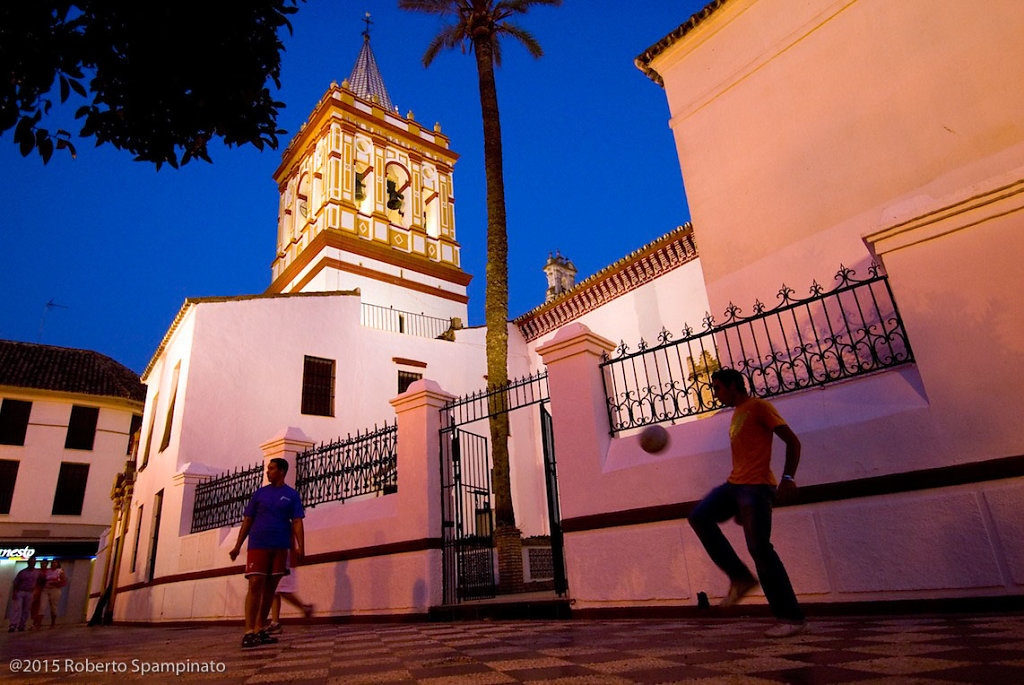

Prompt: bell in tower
xmin=266 ymin=16 xmax=471 ymax=325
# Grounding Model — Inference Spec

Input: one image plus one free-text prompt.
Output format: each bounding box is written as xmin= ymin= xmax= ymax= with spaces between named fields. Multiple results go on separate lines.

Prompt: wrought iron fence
xmin=440 ymin=370 xmax=549 ymax=427
xmin=190 ymin=461 xmax=264 ymax=533
xmin=601 ymin=264 xmax=915 ymax=432
xmin=295 ymin=422 xmax=398 ymax=508
xmin=361 ymin=302 xmax=455 ymax=339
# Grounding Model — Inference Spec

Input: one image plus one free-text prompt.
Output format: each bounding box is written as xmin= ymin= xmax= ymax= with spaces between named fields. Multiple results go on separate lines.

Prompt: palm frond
xmin=497 ymin=0 xmax=562 ymax=16
xmin=397 ymin=0 xmax=460 ymax=15
xmin=497 ymin=21 xmax=543 ymax=59
xmin=423 ymin=23 xmax=470 ymax=66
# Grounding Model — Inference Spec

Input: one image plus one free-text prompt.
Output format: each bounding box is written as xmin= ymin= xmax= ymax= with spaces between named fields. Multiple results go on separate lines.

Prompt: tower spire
xmin=347 ymin=13 xmax=394 ymax=111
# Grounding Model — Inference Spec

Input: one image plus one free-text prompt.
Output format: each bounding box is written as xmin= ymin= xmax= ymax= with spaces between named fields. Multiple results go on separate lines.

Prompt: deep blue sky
xmin=0 ymin=1 xmax=705 ymax=374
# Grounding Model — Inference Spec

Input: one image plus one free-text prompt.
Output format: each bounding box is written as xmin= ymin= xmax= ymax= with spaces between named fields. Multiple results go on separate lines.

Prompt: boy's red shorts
xmin=245 ymin=548 xmax=289 ymax=578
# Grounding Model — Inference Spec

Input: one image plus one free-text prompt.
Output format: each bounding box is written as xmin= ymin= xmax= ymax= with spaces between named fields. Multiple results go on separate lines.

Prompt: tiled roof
xmin=635 ymin=0 xmax=730 ymax=86
xmin=0 ymin=340 xmax=145 ymax=403
xmin=514 ymin=225 xmax=699 ymax=342
xmin=347 ymin=35 xmax=394 ymax=111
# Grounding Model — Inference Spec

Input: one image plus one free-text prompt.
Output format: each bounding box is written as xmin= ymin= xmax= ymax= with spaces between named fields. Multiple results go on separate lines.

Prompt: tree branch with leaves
xmin=0 ymin=1 xmax=299 ymax=168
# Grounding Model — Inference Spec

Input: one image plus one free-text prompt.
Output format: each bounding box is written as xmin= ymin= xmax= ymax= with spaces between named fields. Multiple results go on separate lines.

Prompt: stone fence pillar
xmin=260 ymin=427 xmax=315 ymax=488
xmin=536 ymin=322 xmax=616 ymax=522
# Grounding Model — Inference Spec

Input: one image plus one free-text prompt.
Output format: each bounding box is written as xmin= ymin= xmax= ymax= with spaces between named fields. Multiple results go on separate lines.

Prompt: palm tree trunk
xmin=473 ymin=34 xmax=515 ymax=531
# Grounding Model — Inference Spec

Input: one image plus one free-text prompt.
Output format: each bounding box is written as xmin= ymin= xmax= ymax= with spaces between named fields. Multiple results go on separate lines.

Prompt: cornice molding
xmin=290 ymin=256 xmax=470 ymax=304
xmin=515 ymin=226 xmax=699 ymax=343
xmin=269 ymin=228 xmax=471 ymax=294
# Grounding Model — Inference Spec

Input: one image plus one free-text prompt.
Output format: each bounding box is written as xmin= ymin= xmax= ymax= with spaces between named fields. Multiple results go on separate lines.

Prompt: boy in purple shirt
xmin=229 ymin=458 xmax=305 ymax=649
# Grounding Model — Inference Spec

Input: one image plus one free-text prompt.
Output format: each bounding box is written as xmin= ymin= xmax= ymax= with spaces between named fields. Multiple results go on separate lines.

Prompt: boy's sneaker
xmin=720 ymin=577 xmax=758 ymax=607
xmin=241 ymin=633 xmax=261 ymax=649
xmin=257 ymin=630 xmax=278 ymax=645
xmin=764 ymin=621 xmax=807 ymax=638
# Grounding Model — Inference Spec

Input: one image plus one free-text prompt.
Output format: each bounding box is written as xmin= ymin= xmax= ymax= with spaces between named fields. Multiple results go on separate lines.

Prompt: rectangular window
xmin=0 ymin=459 xmax=18 ymax=514
xmin=147 ymin=490 xmax=163 ymax=582
xmin=128 ymin=414 xmax=143 ymax=455
xmin=397 ymin=370 xmax=422 ymax=394
xmin=65 ymin=405 xmax=100 ymax=450
xmin=159 ymin=364 xmax=181 ymax=452
xmin=130 ymin=505 xmax=143 ymax=573
xmin=140 ymin=393 xmax=158 ymax=470
xmin=301 ymin=356 xmax=335 ymax=416
xmin=52 ymin=462 xmax=90 ymax=515
xmin=0 ymin=399 xmax=32 ymax=446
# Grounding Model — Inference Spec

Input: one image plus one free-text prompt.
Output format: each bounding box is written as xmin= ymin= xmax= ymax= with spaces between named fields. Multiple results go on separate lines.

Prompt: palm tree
xmin=399 ymin=0 xmax=560 ymax=535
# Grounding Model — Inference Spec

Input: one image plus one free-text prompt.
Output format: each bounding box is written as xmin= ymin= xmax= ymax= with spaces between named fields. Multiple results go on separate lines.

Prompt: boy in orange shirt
xmin=690 ymin=368 xmax=806 ymax=637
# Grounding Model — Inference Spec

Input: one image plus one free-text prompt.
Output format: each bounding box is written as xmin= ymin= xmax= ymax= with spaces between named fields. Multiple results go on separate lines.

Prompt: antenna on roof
xmin=38 ymin=298 xmax=68 ymax=343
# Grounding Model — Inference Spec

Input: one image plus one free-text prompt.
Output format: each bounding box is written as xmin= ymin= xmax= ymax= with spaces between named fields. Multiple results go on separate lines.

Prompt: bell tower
xmin=267 ymin=22 xmax=470 ymax=322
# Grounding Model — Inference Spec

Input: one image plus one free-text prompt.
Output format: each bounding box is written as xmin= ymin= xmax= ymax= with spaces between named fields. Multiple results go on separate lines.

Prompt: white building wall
xmin=0 ymin=391 xmax=138 ymax=535
xmin=282 ymin=245 xmax=469 ymax=323
xmin=652 ymin=0 xmax=1024 ymax=309
xmin=119 ymin=292 xmax=555 ymax=614
xmin=1 ymin=388 xmax=141 ymax=624
xmin=539 ymin=324 xmax=1024 ymax=611
xmin=648 ymin=0 xmax=1024 ymax=468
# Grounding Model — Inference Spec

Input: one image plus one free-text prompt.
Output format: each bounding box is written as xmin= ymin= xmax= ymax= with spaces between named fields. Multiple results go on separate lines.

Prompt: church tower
xmin=267 ymin=23 xmax=470 ymax=323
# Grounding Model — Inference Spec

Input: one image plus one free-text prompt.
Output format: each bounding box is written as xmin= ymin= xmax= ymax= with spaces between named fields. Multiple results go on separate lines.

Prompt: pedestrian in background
xmin=265 ymin=551 xmax=313 ymax=634
xmin=43 ymin=560 xmax=68 ymax=627
xmin=8 ymin=557 xmax=41 ymax=632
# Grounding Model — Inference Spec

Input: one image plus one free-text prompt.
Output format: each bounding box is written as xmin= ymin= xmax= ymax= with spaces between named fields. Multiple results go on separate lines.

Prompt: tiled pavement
xmin=3 ymin=614 xmax=1024 ymax=684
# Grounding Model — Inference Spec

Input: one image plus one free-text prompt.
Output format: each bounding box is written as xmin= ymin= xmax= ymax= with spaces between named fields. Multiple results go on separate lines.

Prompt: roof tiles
xmin=0 ymin=340 xmax=145 ymax=403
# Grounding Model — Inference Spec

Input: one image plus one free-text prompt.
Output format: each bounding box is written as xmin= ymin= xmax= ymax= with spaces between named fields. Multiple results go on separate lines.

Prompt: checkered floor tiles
xmin=4 ymin=614 xmax=1024 ymax=683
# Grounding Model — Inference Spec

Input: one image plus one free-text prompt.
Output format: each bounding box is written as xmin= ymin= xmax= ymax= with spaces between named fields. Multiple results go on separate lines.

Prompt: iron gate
xmin=438 ymin=371 xmax=567 ymax=604
xmin=440 ymin=429 xmax=495 ymax=602
xmin=540 ymin=404 xmax=568 ymax=596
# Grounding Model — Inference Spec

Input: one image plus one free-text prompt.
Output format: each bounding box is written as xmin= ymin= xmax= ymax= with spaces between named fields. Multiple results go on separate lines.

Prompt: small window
xmin=159 ymin=364 xmax=181 ymax=453
xmin=52 ymin=462 xmax=90 ymax=515
xmin=130 ymin=505 xmax=143 ymax=573
xmin=0 ymin=459 xmax=19 ymax=514
xmin=147 ymin=490 xmax=164 ymax=582
xmin=128 ymin=414 xmax=143 ymax=455
xmin=140 ymin=393 xmax=158 ymax=470
xmin=397 ymin=371 xmax=422 ymax=395
xmin=301 ymin=356 xmax=335 ymax=416
xmin=65 ymin=405 xmax=100 ymax=450
xmin=0 ymin=399 xmax=32 ymax=446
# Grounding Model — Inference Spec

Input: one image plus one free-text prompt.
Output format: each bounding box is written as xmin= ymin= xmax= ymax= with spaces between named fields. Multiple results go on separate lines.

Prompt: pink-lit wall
xmin=649 ymin=0 xmax=1024 ymax=468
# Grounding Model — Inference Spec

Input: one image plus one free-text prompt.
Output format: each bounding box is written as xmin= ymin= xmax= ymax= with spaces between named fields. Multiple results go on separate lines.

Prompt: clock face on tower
xmin=298 ymin=200 xmax=308 ymax=218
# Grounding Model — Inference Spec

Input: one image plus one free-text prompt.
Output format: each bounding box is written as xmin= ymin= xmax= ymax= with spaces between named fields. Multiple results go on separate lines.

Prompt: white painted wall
xmin=110 ymin=378 xmax=450 ymax=622
xmin=286 ymin=246 xmax=469 ymax=323
xmin=540 ymin=324 xmax=1024 ymax=610
xmin=0 ymin=390 xmax=139 ymax=537
xmin=120 ymin=293 xmax=554 ymax=611
xmin=652 ymin=0 xmax=1024 ymax=309
xmin=649 ymin=0 xmax=1024 ymax=467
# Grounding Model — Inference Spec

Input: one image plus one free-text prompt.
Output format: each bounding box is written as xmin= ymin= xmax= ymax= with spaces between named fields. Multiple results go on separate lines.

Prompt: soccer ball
xmin=639 ymin=424 xmax=670 ymax=453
